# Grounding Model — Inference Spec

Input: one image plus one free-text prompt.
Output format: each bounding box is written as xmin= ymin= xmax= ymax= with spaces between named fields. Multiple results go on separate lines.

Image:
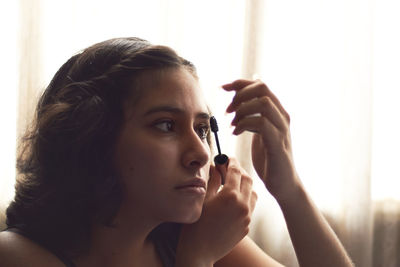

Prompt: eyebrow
xmin=143 ymin=105 xmax=210 ymax=120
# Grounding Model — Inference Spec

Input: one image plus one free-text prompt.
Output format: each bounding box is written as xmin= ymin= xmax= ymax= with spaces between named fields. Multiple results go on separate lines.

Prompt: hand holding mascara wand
xmin=210 ymin=116 xmax=229 ymax=185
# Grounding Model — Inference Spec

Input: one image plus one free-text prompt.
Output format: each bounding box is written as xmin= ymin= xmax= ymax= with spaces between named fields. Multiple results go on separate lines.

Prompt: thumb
xmin=205 ymin=165 xmax=222 ymax=200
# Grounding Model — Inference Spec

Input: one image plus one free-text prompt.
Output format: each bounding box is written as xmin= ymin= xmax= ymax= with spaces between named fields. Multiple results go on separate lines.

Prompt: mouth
xmin=175 ymin=178 xmax=207 ymax=195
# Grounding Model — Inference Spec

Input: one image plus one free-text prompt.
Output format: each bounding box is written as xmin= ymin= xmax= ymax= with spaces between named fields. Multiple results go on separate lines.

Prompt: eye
xmin=196 ymin=124 xmax=210 ymax=140
xmin=154 ymin=120 xmax=174 ymax=132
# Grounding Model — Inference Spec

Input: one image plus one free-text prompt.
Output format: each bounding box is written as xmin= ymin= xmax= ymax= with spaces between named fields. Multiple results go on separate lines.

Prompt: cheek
xmin=115 ymin=140 xmax=180 ymax=209
xmin=115 ymin=137 xmax=179 ymax=184
xmin=136 ymin=140 xmax=179 ymax=168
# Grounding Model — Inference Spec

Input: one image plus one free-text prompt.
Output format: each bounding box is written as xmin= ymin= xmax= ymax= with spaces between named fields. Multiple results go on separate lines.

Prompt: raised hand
xmin=223 ymin=79 xmax=301 ymax=201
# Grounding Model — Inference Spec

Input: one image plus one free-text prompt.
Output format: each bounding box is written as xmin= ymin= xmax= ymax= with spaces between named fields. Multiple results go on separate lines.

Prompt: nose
xmin=181 ymin=129 xmax=210 ymax=170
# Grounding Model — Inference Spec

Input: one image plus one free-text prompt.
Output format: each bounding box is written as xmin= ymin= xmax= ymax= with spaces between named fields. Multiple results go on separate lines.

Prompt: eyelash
xmin=154 ymin=120 xmax=210 ymax=140
xmin=197 ymin=125 xmax=210 ymax=140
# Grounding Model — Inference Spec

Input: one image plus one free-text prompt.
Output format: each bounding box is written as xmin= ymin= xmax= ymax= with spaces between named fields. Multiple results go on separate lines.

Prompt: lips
xmin=175 ymin=178 xmax=206 ymax=189
xmin=175 ymin=178 xmax=207 ymax=195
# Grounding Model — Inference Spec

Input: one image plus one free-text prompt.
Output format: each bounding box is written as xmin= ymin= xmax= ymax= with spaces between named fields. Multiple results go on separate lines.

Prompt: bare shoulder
xmin=0 ymin=231 xmax=65 ymax=267
xmin=214 ymin=236 xmax=285 ymax=267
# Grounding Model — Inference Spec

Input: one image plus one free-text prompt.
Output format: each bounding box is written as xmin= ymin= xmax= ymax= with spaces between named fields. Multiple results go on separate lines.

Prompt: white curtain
xmin=1 ymin=0 xmax=399 ymax=266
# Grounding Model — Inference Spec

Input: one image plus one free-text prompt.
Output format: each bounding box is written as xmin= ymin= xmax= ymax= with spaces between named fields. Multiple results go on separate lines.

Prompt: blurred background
xmin=0 ymin=0 xmax=399 ymax=266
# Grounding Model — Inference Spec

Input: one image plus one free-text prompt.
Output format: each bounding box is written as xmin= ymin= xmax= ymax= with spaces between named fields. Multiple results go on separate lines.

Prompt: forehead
xmin=127 ymin=68 xmax=209 ymax=117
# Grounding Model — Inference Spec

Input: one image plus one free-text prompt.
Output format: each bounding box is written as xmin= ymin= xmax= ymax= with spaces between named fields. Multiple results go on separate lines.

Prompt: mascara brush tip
xmin=210 ymin=116 xmax=219 ymax=132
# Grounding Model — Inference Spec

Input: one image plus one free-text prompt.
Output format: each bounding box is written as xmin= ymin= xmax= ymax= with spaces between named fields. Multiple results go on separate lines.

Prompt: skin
xmin=0 ymin=68 xmax=353 ymax=267
xmin=75 ymin=67 xmax=217 ymax=266
xmin=73 ymin=67 xmax=261 ymax=267
xmin=176 ymin=78 xmax=354 ymax=267
xmin=221 ymin=80 xmax=353 ymax=267
xmin=114 ymin=67 xmax=212 ymax=225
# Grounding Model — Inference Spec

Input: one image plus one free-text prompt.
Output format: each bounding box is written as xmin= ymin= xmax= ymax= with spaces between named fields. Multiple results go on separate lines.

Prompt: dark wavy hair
xmin=5 ymin=37 xmax=201 ymax=255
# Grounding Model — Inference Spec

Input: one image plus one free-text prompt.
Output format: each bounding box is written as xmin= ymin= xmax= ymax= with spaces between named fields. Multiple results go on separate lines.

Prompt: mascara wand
xmin=210 ymin=116 xmax=228 ymax=185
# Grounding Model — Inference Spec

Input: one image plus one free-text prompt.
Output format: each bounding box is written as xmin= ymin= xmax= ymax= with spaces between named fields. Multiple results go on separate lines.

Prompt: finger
xmin=232 ymin=116 xmax=283 ymax=149
xmin=249 ymin=191 xmax=258 ymax=214
xmin=223 ymin=158 xmax=241 ymax=190
xmin=215 ymin=162 xmax=228 ymax=185
xmin=221 ymin=79 xmax=254 ymax=92
xmin=206 ymin=166 xmax=222 ymax=200
xmin=226 ymin=81 xmax=265 ymax=113
xmin=266 ymin=89 xmax=290 ymax=123
xmin=226 ymin=80 xmax=290 ymax=123
xmin=239 ymin=174 xmax=253 ymax=200
xmin=234 ymin=163 xmax=252 ymax=195
xmin=231 ymin=96 xmax=287 ymax=131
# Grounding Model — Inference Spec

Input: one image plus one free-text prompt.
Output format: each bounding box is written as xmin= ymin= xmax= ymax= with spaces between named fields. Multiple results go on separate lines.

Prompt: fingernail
xmin=222 ymin=83 xmax=234 ymax=91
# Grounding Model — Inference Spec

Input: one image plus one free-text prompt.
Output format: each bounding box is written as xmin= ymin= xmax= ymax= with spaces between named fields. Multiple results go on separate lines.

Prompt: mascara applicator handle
xmin=214 ymin=154 xmax=229 ymax=185
xmin=210 ymin=116 xmax=229 ymax=185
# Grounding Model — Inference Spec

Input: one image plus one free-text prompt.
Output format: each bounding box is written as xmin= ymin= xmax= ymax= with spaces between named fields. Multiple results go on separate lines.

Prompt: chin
xmin=172 ymin=208 xmax=202 ymax=224
xmin=183 ymin=213 xmax=202 ymax=224
xmin=164 ymin=198 xmax=205 ymax=224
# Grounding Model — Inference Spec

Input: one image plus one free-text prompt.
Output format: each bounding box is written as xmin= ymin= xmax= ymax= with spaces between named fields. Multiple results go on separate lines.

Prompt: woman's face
xmin=114 ymin=67 xmax=211 ymax=224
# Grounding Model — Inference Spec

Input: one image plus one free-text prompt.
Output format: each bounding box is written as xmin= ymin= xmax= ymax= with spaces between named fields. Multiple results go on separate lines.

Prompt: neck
xmin=75 ymin=208 xmax=163 ymax=267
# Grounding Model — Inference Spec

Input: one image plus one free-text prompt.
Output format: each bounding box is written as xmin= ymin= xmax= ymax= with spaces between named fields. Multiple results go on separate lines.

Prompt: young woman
xmin=0 ymin=37 xmax=354 ymax=267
